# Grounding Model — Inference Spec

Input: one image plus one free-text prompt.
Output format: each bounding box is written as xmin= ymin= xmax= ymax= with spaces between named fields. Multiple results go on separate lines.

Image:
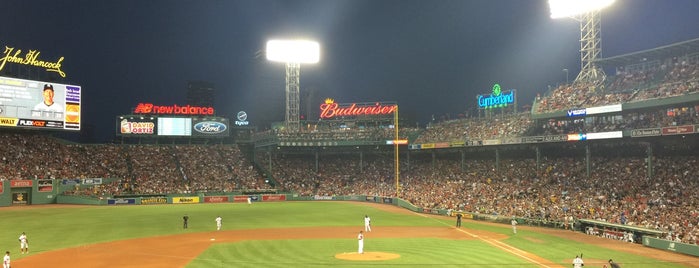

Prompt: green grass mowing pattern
xmin=504 ymin=231 xmax=689 ymax=268
xmin=189 ymin=238 xmax=542 ymax=268
xmin=0 ymin=202 xmax=439 ymax=256
xmin=425 ymin=216 xmax=691 ymax=268
xmin=0 ymin=201 xmax=693 ymax=267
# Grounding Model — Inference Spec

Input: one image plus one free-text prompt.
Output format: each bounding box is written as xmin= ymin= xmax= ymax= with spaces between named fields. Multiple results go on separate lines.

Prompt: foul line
xmin=409 ymin=211 xmax=555 ymax=268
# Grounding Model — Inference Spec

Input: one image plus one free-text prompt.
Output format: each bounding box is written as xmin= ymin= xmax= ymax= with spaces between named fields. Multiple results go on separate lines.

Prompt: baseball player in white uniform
xmin=573 ymin=255 xmax=584 ymax=268
xmin=19 ymin=232 xmax=28 ymax=254
xmin=215 ymin=216 xmax=222 ymax=231
xmin=3 ymin=251 xmax=9 ymax=268
xmin=511 ymin=218 xmax=517 ymax=234
xmin=357 ymin=231 xmax=364 ymax=254
xmin=364 ymin=215 xmax=371 ymax=232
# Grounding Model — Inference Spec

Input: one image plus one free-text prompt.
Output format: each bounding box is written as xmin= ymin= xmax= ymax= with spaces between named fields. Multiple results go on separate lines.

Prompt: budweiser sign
xmin=319 ymin=98 xmax=396 ymax=119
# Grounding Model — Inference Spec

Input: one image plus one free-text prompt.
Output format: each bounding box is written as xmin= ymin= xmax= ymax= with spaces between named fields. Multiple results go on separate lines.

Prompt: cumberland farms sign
xmin=477 ymin=84 xmax=515 ymax=109
xmin=319 ymin=98 xmax=396 ymax=119
xmin=0 ymin=44 xmax=66 ymax=77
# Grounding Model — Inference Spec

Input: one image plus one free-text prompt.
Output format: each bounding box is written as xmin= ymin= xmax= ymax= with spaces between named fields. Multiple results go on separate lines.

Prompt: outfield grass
xmin=0 ymin=202 xmax=691 ymax=267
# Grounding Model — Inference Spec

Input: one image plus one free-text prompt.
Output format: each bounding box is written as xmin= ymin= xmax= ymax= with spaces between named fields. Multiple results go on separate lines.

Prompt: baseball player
xmin=572 ymin=255 xmax=584 ymax=268
xmin=183 ymin=215 xmax=189 ymax=229
xmin=607 ymin=259 xmax=621 ymax=268
xmin=215 ymin=216 xmax=222 ymax=231
xmin=364 ymin=215 xmax=371 ymax=232
xmin=3 ymin=251 xmax=9 ymax=268
xmin=357 ymin=230 xmax=364 ymax=254
xmin=19 ymin=232 xmax=28 ymax=254
xmin=247 ymin=196 xmax=252 ymax=205
xmin=456 ymin=213 xmax=462 ymax=228
xmin=511 ymin=218 xmax=517 ymax=234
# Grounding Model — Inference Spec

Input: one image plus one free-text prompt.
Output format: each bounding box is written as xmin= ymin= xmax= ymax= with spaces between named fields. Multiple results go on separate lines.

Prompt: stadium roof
xmin=594 ymin=37 xmax=699 ymax=67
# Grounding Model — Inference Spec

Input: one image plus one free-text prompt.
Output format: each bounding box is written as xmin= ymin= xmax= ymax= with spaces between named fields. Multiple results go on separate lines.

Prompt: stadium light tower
xmin=266 ymin=40 xmax=320 ymax=132
xmin=549 ymin=0 xmax=615 ymax=86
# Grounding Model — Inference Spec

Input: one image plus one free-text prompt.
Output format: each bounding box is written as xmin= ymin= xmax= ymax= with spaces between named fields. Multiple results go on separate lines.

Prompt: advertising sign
xmin=118 ymin=117 xmax=156 ymax=136
xmin=10 ymin=180 xmax=32 ymax=188
xmin=173 ymin=196 xmax=199 ymax=204
xmin=12 ymin=192 xmax=28 ymax=205
xmin=37 ymin=179 xmax=53 ymax=192
xmin=319 ymin=98 xmax=396 ymax=119
xmin=0 ymin=76 xmax=81 ymax=130
xmin=141 ymin=197 xmax=167 ymax=204
xmin=0 ymin=45 xmax=66 ymax=77
xmin=133 ymin=103 xmax=214 ymax=115
xmin=192 ymin=118 xmax=229 ymax=137
xmin=107 ymin=198 xmax=136 ymax=205
xmin=477 ymin=84 xmax=515 ymax=109
xmin=662 ymin=125 xmax=695 ymax=135
xmin=631 ymin=128 xmax=662 ymax=137
xmin=204 ymin=196 xmax=230 ymax=203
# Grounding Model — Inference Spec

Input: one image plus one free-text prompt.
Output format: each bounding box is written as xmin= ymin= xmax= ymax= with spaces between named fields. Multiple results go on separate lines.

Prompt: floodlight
xmin=549 ymin=0 xmax=615 ymax=19
xmin=266 ymin=39 xmax=321 ymax=132
xmin=266 ymin=40 xmax=320 ymax=64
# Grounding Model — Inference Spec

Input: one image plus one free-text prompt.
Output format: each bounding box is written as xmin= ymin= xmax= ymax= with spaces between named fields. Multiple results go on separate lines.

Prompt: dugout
xmin=577 ymin=218 xmax=664 ymax=243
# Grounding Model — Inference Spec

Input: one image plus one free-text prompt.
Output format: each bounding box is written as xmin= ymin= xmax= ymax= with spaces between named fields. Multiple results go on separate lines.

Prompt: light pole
xmin=266 ymin=40 xmax=320 ymax=132
xmin=549 ymin=0 xmax=615 ymax=85
xmin=563 ymin=68 xmax=569 ymax=84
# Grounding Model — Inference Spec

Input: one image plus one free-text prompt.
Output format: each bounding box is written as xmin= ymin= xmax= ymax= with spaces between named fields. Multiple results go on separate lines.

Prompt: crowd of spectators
xmin=257 ymin=150 xmax=699 ymax=245
xmin=0 ymin=132 xmax=265 ymax=196
xmin=414 ymin=112 xmax=533 ymax=143
xmin=2 ymin=131 xmax=699 ymax=245
xmin=536 ymin=55 xmax=699 ymax=114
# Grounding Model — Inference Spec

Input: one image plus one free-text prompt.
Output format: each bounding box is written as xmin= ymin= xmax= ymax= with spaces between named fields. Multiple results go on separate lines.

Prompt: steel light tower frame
xmin=549 ymin=0 xmax=615 ymax=86
xmin=284 ymin=62 xmax=301 ymax=131
xmin=266 ymin=40 xmax=320 ymax=132
xmin=576 ymin=11 xmax=605 ymax=85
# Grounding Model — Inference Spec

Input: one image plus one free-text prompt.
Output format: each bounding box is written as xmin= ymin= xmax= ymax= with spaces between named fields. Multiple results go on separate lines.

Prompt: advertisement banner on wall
xmin=141 ymin=197 xmax=168 ymax=204
xmin=37 ymin=179 xmax=53 ymax=192
xmin=12 ymin=192 xmax=28 ymax=205
xmin=10 ymin=180 xmax=32 ymax=188
xmin=173 ymin=196 xmax=199 ymax=204
xmin=204 ymin=196 xmax=230 ymax=203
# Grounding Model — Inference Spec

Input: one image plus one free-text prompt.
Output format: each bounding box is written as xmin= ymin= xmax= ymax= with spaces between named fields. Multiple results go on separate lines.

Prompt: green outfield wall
xmin=643 ymin=236 xmax=699 ymax=257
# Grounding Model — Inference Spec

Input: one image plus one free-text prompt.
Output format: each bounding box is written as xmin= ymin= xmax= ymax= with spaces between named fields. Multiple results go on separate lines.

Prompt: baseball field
xmin=1 ymin=201 xmax=697 ymax=267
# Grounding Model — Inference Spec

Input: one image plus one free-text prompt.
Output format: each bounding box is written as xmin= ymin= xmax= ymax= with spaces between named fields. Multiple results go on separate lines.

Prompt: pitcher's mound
xmin=335 ymin=252 xmax=400 ymax=261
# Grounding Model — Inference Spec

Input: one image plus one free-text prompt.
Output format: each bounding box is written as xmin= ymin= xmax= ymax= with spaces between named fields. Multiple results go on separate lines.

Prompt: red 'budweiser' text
xmin=133 ymin=103 xmax=215 ymax=115
xmin=320 ymin=102 xmax=396 ymax=119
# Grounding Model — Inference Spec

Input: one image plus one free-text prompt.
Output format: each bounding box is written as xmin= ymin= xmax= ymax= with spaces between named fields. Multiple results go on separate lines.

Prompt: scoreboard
xmin=117 ymin=116 xmax=229 ymax=137
xmin=0 ymin=75 xmax=81 ymax=131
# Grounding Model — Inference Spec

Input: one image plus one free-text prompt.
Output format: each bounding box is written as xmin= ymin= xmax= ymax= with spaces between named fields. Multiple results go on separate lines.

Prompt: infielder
xmin=364 ymin=215 xmax=371 ymax=232
xmin=215 ymin=216 xmax=222 ymax=231
xmin=357 ymin=230 xmax=364 ymax=254
xmin=19 ymin=232 xmax=28 ymax=254
xmin=573 ymin=255 xmax=584 ymax=268
xmin=3 ymin=251 xmax=9 ymax=268
xmin=511 ymin=218 xmax=517 ymax=234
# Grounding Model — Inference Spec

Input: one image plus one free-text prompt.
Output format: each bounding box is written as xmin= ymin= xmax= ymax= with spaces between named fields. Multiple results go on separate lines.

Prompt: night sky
xmin=3 ymin=0 xmax=699 ymax=142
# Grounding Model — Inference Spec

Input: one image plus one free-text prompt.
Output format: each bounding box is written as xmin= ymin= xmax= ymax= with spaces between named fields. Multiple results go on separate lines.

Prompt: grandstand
xmin=1 ymin=38 xmax=699 ymax=255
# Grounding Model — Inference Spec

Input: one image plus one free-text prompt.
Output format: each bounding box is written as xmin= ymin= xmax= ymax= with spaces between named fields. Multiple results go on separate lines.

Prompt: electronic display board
xmin=117 ymin=116 xmax=230 ymax=137
xmin=0 ymin=75 xmax=81 ymax=130
xmin=157 ymin=117 xmax=192 ymax=136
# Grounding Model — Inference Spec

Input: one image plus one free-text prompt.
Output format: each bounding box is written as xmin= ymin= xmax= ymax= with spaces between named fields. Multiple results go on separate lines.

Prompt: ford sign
xmin=193 ymin=121 xmax=227 ymax=134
